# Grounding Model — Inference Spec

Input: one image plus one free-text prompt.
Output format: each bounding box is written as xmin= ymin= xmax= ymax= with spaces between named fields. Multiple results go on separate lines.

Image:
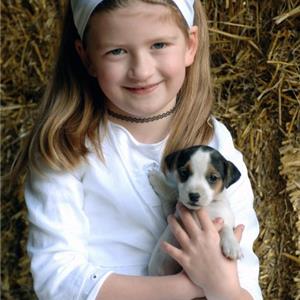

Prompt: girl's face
xmin=76 ymin=1 xmax=198 ymax=118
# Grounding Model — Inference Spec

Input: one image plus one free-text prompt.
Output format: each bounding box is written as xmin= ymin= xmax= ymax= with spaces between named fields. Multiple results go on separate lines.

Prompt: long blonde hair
xmin=162 ymin=0 xmax=213 ymax=158
xmin=12 ymin=0 xmax=213 ymax=176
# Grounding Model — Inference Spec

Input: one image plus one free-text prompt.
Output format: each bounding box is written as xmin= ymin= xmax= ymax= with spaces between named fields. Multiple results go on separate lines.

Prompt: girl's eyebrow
xmin=148 ymin=35 xmax=179 ymax=43
xmin=94 ymin=42 xmax=123 ymax=50
xmin=96 ymin=35 xmax=179 ymax=49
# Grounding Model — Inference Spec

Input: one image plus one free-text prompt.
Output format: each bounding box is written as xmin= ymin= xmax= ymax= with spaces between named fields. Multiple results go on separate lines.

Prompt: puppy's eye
xmin=178 ymin=167 xmax=190 ymax=182
xmin=207 ymin=174 xmax=219 ymax=184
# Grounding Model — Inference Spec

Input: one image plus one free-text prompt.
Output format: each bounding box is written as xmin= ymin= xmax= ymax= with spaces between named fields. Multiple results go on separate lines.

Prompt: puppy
xmin=148 ymin=145 xmax=242 ymax=276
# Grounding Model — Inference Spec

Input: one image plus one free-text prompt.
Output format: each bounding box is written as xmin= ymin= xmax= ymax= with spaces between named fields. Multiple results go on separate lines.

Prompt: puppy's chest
xmin=192 ymin=199 xmax=234 ymax=227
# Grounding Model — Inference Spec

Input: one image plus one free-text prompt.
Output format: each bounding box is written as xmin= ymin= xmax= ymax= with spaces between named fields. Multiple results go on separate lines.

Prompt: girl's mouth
xmin=124 ymin=82 xmax=160 ymax=95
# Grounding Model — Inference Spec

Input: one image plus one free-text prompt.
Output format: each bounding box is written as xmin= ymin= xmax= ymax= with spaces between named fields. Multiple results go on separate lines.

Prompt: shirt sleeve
xmin=25 ymin=165 xmax=112 ymax=300
xmin=228 ymin=169 xmax=262 ymax=300
xmin=213 ymin=119 xmax=263 ymax=300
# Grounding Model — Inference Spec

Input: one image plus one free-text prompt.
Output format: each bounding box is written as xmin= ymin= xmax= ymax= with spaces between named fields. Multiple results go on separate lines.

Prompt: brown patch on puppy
xmin=206 ymin=164 xmax=224 ymax=197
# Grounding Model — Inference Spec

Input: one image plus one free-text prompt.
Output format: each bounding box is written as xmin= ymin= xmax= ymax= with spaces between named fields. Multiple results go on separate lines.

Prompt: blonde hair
xmin=12 ymin=0 xmax=213 ymax=177
xmin=161 ymin=0 xmax=214 ymax=159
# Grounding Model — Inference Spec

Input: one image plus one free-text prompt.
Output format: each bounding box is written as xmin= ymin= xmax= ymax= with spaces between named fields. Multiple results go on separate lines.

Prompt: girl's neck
xmin=108 ymin=115 xmax=172 ymax=144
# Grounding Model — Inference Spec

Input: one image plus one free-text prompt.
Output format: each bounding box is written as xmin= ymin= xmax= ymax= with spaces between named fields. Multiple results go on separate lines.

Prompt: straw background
xmin=1 ymin=0 xmax=299 ymax=299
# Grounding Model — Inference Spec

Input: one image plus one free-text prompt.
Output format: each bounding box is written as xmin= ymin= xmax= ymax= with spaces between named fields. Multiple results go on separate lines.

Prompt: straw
xmin=1 ymin=0 xmax=299 ymax=299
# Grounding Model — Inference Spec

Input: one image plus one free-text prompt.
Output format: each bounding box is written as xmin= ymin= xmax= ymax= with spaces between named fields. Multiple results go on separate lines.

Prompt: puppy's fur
xmin=148 ymin=145 xmax=242 ymax=276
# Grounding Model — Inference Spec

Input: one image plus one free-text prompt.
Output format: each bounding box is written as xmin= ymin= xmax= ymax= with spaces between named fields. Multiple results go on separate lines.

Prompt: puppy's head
xmin=165 ymin=145 xmax=241 ymax=209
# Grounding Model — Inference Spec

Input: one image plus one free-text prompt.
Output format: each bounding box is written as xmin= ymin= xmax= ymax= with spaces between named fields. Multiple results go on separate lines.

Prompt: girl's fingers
xmin=195 ymin=207 xmax=215 ymax=232
xmin=177 ymin=204 xmax=201 ymax=240
xmin=168 ymin=215 xmax=190 ymax=249
xmin=177 ymin=204 xmax=224 ymax=240
xmin=161 ymin=240 xmax=185 ymax=266
xmin=234 ymin=224 xmax=245 ymax=242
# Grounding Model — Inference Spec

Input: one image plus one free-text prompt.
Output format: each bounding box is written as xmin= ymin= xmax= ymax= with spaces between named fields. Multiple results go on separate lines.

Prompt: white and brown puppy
xmin=148 ymin=145 xmax=242 ymax=276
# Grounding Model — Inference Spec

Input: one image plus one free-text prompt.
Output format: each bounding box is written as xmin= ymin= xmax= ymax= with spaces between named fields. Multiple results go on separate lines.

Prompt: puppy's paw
xmin=221 ymin=237 xmax=243 ymax=260
xmin=148 ymin=169 xmax=165 ymax=191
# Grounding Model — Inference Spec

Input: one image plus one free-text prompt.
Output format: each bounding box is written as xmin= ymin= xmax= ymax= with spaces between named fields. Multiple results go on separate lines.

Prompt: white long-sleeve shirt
xmin=25 ymin=118 xmax=262 ymax=299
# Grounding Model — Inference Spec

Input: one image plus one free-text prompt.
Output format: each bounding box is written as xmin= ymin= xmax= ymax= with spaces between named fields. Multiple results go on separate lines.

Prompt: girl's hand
xmin=161 ymin=204 xmax=245 ymax=300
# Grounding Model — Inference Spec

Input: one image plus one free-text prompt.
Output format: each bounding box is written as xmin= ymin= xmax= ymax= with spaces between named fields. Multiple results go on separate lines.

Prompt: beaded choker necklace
xmin=107 ymin=105 xmax=177 ymax=123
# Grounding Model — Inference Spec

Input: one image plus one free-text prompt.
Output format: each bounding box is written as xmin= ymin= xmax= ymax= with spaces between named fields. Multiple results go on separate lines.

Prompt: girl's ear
xmin=74 ymin=39 xmax=97 ymax=77
xmin=185 ymin=26 xmax=198 ymax=67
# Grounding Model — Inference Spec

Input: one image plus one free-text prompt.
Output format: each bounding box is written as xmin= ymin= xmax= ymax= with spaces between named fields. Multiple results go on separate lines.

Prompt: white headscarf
xmin=71 ymin=0 xmax=195 ymax=39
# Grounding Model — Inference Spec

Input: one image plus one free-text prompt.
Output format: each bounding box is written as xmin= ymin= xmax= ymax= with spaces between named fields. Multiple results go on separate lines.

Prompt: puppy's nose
xmin=188 ymin=192 xmax=200 ymax=203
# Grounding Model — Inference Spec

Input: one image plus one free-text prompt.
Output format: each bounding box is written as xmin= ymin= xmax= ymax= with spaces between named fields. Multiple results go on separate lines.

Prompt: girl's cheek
xmin=95 ymin=65 xmax=118 ymax=82
xmin=158 ymin=52 xmax=186 ymax=75
xmin=105 ymin=61 xmax=128 ymax=78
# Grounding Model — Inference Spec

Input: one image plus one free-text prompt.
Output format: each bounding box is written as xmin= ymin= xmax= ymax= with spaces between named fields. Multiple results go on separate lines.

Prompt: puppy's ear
xmin=224 ymin=161 xmax=241 ymax=188
xmin=164 ymin=151 xmax=180 ymax=172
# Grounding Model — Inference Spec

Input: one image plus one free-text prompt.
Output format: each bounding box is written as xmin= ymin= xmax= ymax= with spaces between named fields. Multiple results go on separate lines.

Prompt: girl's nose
xmin=127 ymin=52 xmax=154 ymax=81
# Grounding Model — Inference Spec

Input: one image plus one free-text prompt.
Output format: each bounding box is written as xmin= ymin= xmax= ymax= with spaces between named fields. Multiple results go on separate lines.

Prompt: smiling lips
xmin=124 ymin=82 xmax=160 ymax=95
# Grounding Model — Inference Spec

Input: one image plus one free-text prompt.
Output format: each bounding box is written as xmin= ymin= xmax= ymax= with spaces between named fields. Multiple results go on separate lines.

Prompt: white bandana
xmin=71 ymin=0 xmax=195 ymax=39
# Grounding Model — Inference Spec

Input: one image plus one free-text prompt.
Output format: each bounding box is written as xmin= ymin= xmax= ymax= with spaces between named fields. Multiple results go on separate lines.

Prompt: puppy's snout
xmin=188 ymin=192 xmax=200 ymax=203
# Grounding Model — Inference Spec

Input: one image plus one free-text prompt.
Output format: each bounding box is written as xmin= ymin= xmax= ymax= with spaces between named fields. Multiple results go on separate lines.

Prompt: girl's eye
xmin=152 ymin=42 xmax=166 ymax=49
xmin=108 ymin=48 xmax=125 ymax=56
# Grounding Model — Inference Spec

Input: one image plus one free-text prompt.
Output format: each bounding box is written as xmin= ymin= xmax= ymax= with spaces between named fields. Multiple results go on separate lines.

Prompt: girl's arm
xmin=96 ymin=271 xmax=204 ymax=300
xmin=95 ymin=216 xmax=226 ymax=300
xmin=25 ymin=165 xmax=204 ymax=300
xmin=25 ymin=167 xmax=113 ymax=300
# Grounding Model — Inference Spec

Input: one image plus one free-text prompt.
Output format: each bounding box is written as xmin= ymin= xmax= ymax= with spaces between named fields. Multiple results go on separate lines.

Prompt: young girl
xmin=14 ymin=0 xmax=262 ymax=299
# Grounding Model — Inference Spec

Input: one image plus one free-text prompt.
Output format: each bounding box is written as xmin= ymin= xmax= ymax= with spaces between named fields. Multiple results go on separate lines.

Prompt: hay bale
xmin=207 ymin=1 xmax=300 ymax=298
xmin=279 ymin=132 xmax=300 ymax=298
xmin=1 ymin=1 xmax=64 ymax=299
xmin=1 ymin=0 xmax=299 ymax=299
